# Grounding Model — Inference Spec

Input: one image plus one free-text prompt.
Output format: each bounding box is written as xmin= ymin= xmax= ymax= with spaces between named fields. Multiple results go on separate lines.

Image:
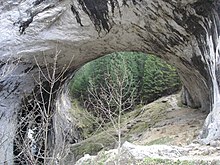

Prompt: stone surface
xmin=0 ymin=0 xmax=220 ymax=163
xmin=75 ymin=141 xmax=220 ymax=165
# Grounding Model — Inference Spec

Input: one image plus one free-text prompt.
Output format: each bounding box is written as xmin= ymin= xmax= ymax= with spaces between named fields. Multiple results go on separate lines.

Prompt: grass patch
xmin=146 ymin=136 xmax=174 ymax=145
xmin=69 ymin=130 xmax=117 ymax=160
xmin=128 ymin=122 xmax=149 ymax=134
xmin=127 ymin=101 xmax=170 ymax=135
xmin=69 ymin=99 xmax=102 ymax=138
xmin=138 ymin=158 xmax=201 ymax=165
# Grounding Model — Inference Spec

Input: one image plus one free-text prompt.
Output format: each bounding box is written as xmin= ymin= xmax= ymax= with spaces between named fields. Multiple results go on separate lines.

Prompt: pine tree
xmin=69 ymin=53 xmax=181 ymax=108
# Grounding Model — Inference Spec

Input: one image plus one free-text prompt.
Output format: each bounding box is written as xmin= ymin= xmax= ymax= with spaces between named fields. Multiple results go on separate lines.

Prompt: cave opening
xmin=12 ymin=50 xmax=211 ymax=164
xmin=64 ymin=52 xmax=207 ymax=163
xmin=0 ymin=0 xmax=220 ymax=164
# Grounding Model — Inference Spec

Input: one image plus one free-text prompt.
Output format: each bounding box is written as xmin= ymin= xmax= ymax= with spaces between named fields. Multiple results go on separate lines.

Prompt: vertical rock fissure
xmin=201 ymin=15 xmax=220 ymax=142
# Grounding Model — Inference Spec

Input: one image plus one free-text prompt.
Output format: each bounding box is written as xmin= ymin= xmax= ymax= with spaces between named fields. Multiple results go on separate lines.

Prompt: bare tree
xmin=86 ymin=58 xmax=136 ymax=165
xmin=13 ymin=49 xmax=74 ymax=164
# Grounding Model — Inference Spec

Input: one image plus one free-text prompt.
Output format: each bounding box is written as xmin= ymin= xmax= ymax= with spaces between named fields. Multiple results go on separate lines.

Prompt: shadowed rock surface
xmin=0 ymin=0 xmax=220 ymax=163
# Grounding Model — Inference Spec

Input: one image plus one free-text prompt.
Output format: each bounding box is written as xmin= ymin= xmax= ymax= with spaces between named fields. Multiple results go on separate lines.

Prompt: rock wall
xmin=0 ymin=0 xmax=220 ymax=163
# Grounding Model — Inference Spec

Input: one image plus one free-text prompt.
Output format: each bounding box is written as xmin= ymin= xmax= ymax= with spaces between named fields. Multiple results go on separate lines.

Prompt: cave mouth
xmin=10 ymin=47 xmax=212 ymax=164
xmin=13 ymin=51 xmax=186 ymax=163
xmin=1 ymin=0 xmax=219 ymax=164
xmin=65 ymin=52 xmax=207 ymax=162
xmin=13 ymin=51 xmax=211 ymax=164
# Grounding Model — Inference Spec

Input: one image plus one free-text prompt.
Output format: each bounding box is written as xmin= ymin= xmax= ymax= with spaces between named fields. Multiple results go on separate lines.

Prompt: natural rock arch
xmin=0 ymin=0 xmax=220 ymax=163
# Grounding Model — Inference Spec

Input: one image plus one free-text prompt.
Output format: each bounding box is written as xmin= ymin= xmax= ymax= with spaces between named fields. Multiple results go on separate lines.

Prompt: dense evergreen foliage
xmin=69 ymin=52 xmax=181 ymax=111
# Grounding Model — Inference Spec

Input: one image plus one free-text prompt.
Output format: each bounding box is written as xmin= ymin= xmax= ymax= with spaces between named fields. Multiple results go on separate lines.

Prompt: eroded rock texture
xmin=0 ymin=0 xmax=220 ymax=163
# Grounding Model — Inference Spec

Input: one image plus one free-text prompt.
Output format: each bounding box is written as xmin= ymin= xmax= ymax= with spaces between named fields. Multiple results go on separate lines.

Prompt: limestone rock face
xmin=0 ymin=0 xmax=220 ymax=163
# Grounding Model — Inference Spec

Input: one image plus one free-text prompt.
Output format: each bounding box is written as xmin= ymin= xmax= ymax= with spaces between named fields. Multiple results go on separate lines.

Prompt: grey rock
xmin=210 ymin=140 xmax=220 ymax=148
xmin=0 ymin=0 xmax=220 ymax=163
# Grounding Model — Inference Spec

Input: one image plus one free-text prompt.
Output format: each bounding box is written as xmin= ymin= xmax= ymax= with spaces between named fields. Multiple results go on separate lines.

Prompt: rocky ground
xmin=66 ymin=93 xmax=220 ymax=165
